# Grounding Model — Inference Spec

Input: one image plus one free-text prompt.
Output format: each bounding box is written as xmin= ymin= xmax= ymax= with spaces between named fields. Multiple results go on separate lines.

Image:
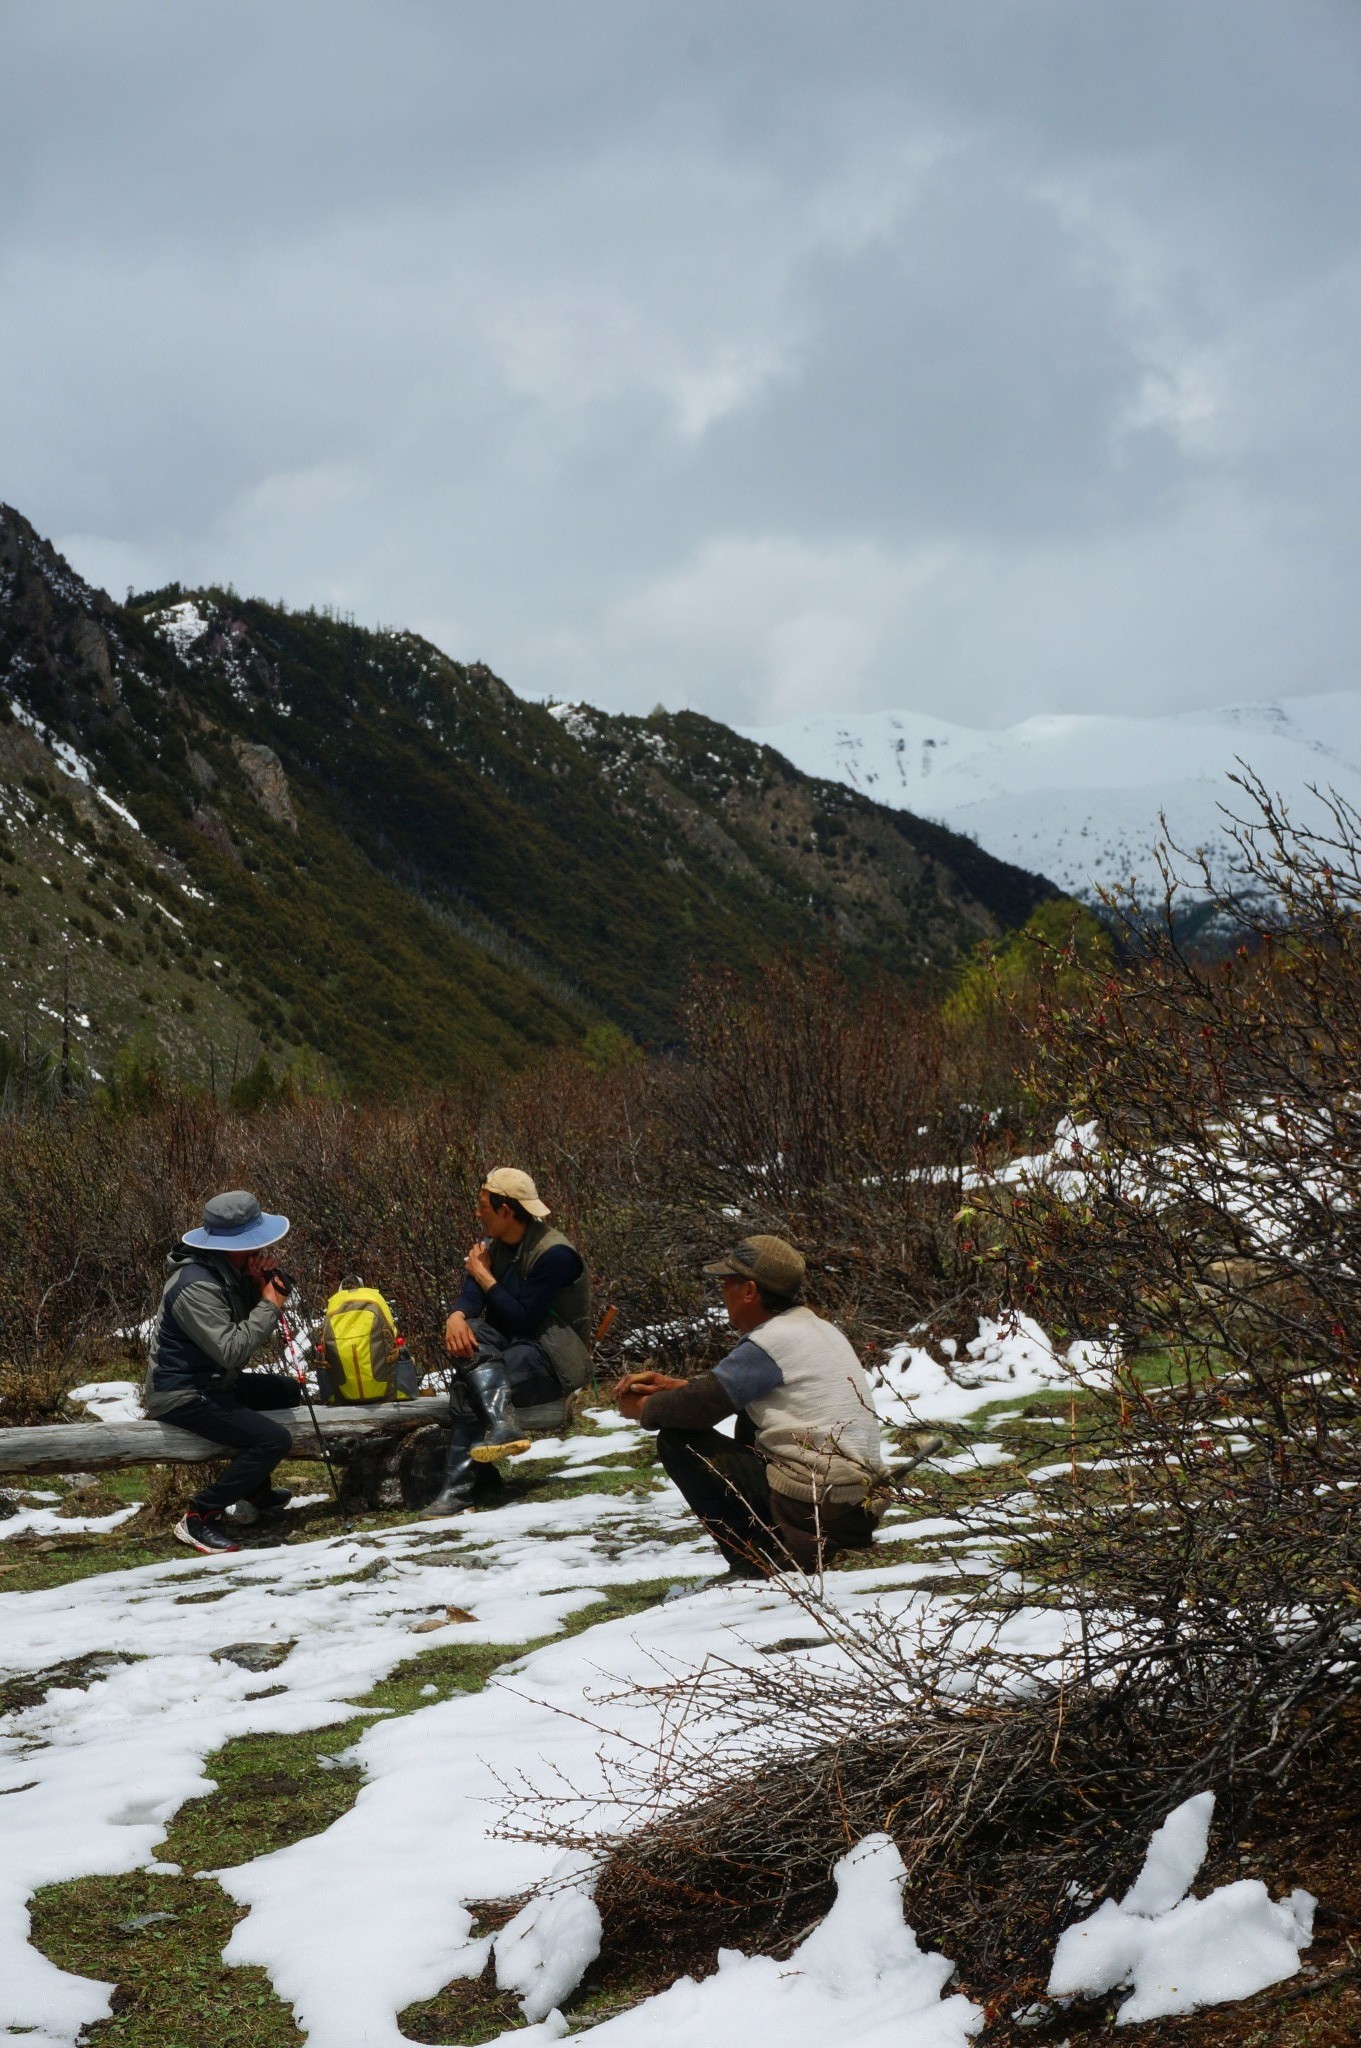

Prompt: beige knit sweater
xmin=743 ymin=1307 xmax=884 ymax=1502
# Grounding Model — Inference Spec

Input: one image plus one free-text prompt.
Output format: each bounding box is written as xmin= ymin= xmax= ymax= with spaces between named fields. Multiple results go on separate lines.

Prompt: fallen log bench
xmin=0 ymin=1398 xmax=450 ymax=1477
xmin=0 ymin=1392 xmax=573 ymax=1511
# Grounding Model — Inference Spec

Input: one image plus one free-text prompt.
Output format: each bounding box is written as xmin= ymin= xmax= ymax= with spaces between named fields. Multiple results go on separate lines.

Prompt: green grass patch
xmin=28 ymin=1870 xmax=303 ymax=2048
xmin=27 ymin=1575 xmax=682 ymax=2046
xmin=398 ymin=1953 xmax=524 ymax=2045
xmin=0 ymin=1530 xmax=189 ymax=1595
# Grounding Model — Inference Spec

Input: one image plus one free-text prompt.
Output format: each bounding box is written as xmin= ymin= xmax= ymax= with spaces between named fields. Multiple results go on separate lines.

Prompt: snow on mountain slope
xmin=743 ymin=694 xmax=1361 ymax=905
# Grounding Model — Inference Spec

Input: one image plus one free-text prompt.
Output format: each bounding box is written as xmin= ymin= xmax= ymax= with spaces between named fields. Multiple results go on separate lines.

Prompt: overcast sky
xmin=3 ymin=1 xmax=1359 ymax=729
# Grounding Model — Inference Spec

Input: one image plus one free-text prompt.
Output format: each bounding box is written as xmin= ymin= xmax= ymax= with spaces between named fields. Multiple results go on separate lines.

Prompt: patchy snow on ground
xmin=0 ymin=1500 xmax=141 ymax=1544
xmin=7 ymin=700 xmax=143 ymax=832
xmin=0 ymin=1383 xmax=1065 ymax=2048
xmin=148 ymin=598 xmax=211 ymax=652
xmin=218 ymin=1557 xmax=1061 ymax=2047
xmin=926 ymin=1442 xmax=1015 ymax=1475
xmin=1048 ymin=1792 xmax=1315 ymax=2024
xmin=983 ymin=1115 xmax=1103 ymax=1197
xmin=515 ymin=1431 xmax=640 ymax=1467
xmin=67 ymin=1381 xmax=143 ymax=1424
xmin=527 ymin=1834 xmax=982 ymax=2047
xmin=984 ymin=1105 xmax=1352 ymax=1277
xmin=0 ymin=1375 xmax=1300 ymax=2048
xmin=0 ymin=1450 xmax=714 ymax=2047
xmin=874 ymin=1311 xmax=1114 ymax=1427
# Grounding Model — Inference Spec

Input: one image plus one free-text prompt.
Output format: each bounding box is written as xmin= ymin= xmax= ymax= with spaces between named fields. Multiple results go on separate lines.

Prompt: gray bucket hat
xmin=183 ymin=1190 xmax=289 ymax=1254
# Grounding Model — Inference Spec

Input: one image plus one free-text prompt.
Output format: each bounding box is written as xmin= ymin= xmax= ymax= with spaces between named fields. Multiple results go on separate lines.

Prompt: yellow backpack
xmin=316 ymin=1286 xmax=418 ymax=1404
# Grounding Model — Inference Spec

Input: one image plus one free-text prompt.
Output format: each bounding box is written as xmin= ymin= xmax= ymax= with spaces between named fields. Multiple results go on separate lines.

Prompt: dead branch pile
xmin=510 ymin=1542 xmax=1359 ymax=1997
xmin=659 ymin=955 xmax=1017 ymax=1350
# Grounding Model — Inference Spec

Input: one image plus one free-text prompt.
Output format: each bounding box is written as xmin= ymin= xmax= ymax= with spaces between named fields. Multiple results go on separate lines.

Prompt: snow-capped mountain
xmin=743 ymin=694 xmax=1361 ymax=906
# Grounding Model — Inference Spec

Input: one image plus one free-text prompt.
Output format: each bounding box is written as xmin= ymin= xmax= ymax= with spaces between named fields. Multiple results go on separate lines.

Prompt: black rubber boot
xmin=466 ymin=1360 xmax=533 ymax=1464
xmin=417 ymin=1417 xmax=480 ymax=1518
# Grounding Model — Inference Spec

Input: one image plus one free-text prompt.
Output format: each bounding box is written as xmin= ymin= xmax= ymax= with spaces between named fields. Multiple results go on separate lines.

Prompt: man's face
xmin=721 ymin=1273 xmax=764 ymax=1332
xmin=478 ymin=1187 xmax=523 ymax=1242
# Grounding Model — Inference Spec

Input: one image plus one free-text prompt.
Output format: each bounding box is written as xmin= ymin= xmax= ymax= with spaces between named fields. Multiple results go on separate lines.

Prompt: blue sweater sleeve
xmin=451 ymin=1274 xmax=484 ymax=1319
xmin=712 ymin=1337 xmax=784 ymax=1407
xmin=483 ymin=1243 xmax=585 ymax=1339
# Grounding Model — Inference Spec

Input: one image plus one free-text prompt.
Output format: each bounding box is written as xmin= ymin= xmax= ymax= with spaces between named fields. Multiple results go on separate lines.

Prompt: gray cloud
xmin=2 ymin=0 xmax=1358 ymax=726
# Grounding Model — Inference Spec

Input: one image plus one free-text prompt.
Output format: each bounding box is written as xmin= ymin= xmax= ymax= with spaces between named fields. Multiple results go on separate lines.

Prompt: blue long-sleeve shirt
xmin=452 ymin=1242 xmax=585 ymax=1341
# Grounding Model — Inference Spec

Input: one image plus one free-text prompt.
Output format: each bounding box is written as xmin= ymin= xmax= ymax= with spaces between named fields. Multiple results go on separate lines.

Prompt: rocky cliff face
xmin=0 ymin=503 xmax=1056 ymax=1092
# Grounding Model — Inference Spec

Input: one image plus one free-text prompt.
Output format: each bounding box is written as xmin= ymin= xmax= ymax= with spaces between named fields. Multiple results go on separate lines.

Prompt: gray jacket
xmin=141 ymin=1246 xmax=282 ymax=1417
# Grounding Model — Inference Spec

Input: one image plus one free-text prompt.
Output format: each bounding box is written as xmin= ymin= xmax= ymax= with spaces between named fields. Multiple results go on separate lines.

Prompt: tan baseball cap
xmin=482 ymin=1166 xmax=551 ymax=1219
xmin=703 ymin=1233 xmax=806 ymax=1297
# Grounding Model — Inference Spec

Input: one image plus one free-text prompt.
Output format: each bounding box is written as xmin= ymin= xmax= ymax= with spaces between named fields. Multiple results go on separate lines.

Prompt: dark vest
xmin=147 ymin=1258 xmax=232 ymax=1397
xmin=489 ymin=1222 xmax=593 ymax=1389
xmin=488 ymin=1221 xmax=591 ymax=1340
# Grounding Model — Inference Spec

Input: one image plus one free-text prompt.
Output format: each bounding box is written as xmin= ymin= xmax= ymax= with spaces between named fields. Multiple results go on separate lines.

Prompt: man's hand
xmin=245 ymin=1253 xmax=288 ymax=1309
xmin=464 ymin=1238 xmax=494 ymax=1291
xmin=614 ymin=1369 xmax=685 ymax=1421
xmin=444 ymin=1310 xmax=479 ymax=1359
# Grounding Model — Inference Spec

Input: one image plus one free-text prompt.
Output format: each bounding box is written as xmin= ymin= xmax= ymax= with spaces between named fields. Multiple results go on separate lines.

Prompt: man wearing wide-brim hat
xmin=615 ymin=1234 xmax=885 ymax=1580
xmin=142 ymin=1190 xmax=301 ymax=1554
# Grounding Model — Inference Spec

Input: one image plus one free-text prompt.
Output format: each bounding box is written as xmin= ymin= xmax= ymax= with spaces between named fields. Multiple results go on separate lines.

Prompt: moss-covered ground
xmin=25 ymin=1572 xmax=680 ymax=2046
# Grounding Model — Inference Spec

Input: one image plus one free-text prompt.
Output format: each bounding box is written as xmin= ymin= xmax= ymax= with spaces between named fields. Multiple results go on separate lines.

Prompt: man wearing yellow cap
xmin=421 ymin=1167 xmax=591 ymax=1518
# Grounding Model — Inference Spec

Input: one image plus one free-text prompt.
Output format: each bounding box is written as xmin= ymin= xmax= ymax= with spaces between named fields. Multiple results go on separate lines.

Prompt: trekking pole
xmin=278 ymin=1302 xmax=352 ymax=1532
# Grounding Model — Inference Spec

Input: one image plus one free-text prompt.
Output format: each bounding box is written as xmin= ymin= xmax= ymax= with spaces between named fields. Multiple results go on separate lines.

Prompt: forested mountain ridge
xmin=0 ymin=504 xmax=1056 ymax=1093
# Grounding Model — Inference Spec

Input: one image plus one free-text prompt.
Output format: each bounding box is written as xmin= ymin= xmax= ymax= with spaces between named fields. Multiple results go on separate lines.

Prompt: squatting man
xmin=616 ymin=1233 xmax=889 ymax=1579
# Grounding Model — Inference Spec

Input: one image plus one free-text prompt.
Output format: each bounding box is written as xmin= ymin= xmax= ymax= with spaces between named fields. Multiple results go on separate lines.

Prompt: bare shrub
xmin=0 ymin=953 xmax=1038 ymax=1417
xmin=511 ymin=1465 xmax=1354 ymax=2001
xmin=0 ymin=1050 xmax=685 ymax=1414
xmin=659 ymin=956 xmax=1002 ymax=1360
xmin=988 ymin=780 xmax=1361 ymax=1652
xmin=0 ymin=1109 xmax=158 ymax=1419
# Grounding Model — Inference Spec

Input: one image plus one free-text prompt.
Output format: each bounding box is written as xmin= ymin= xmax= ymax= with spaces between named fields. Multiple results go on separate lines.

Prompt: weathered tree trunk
xmin=0 ymin=1398 xmax=453 ymax=1477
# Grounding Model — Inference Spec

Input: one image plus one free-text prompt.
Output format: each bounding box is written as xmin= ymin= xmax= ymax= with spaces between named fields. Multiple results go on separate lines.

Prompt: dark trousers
xmin=451 ymin=1318 xmax=561 ymax=1416
xmin=175 ymin=1373 xmax=302 ymax=1513
xmin=656 ymin=1426 xmax=880 ymax=1575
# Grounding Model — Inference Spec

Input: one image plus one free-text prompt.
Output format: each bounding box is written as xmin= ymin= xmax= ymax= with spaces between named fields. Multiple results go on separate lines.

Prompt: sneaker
xmin=174 ymin=1511 xmax=240 ymax=1555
